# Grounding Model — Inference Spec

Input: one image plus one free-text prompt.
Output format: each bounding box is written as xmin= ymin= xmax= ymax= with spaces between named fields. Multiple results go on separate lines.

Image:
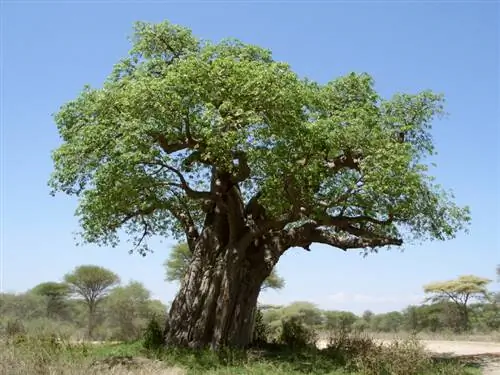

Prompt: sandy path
xmin=409 ymin=340 xmax=500 ymax=356
xmin=317 ymin=339 xmax=500 ymax=374
xmin=419 ymin=340 xmax=500 ymax=375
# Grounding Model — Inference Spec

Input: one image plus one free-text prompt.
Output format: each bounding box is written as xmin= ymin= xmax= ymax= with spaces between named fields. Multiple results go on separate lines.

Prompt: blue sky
xmin=1 ymin=1 xmax=499 ymax=314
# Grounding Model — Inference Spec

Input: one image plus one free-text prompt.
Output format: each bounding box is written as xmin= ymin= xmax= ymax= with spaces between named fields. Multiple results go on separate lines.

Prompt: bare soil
xmin=416 ymin=341 xmax=500 ymax=375
xmin=317 ymin=339 xmax=500 ymax=374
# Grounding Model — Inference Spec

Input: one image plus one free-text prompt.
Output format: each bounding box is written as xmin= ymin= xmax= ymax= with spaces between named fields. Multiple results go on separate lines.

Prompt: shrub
xmin=355 ymin=336 xmax=432 ymax=375
xmin=324 ymin=331 xmax=378 ymax=367
xmin=251 ymin=308 xmax=271 ymax=346
xmin=4 ymin=318 xmax=25 ymax=338
xmin=279 ymin=316 xmax=316 ymax=349
xmin=142 ymin=315 xmax=164 ymax=351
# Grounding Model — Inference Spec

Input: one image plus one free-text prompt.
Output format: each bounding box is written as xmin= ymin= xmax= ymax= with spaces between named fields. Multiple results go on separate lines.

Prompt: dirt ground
xmin=417 ymin=340 xmax=500 ymax=375
xmin=317 ymin=339 xmax=500 ymax=374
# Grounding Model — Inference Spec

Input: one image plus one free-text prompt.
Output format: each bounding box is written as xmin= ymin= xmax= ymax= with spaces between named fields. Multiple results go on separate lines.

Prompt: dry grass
xmin=0 ymin=333 xmax=482 ymax=375
xmin=0 ymin=339 xmax=185 ymax=375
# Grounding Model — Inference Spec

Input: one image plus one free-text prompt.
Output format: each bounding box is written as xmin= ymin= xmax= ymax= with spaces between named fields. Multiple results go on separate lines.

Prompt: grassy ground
xmin=0 ymin=334 xmax=485 ymax=375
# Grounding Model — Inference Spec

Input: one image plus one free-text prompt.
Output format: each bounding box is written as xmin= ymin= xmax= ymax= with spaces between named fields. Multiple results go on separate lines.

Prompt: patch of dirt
xmin=317 ymin=339 xmax=500 ymax=374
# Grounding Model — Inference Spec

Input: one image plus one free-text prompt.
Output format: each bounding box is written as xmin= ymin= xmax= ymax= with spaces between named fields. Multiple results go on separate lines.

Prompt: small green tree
xmin=30 ymin=282 xmax=70 ymax=320
xmin=324 ymin=310 xmax=359 ymax=333
xmin=281 ymin=301 xmax=324 ymax=327
xmin=104 ymin=281 xmax=158 ymax=341
xmin=423 ymin=275 xmax=491 ymax=331
xmin=165 ymin=242 xmax=285 ymax=291
xmin=64 ymin=265 xmax=120 ymax=339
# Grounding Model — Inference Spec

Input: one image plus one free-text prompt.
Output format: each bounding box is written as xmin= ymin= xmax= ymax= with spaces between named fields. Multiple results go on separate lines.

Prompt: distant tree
xmin=0 ymin=292 xmax=46 ymax=321
xmin=282 ymin=301 xmax=324 ymax=327
xmin=64 ymin=265 xmax=120 ymax=339
xmin=164 ymin=242 xmax=285 ymax=291
xmin=370 ymin=311 xmax=404 ymax=332
xmin=30 ymin=282 xmax=70 ymax=320
xmin=104 ymin=281 xmax=165 ymax=341
xmin=324 ymin=310 xmax=359 ymax=332
xmin=423 ymin=275 xmax=491 ymax=331
xmin=362 ymin=310 xmax=374 ymax=323
xmin=497 ymin=265 xmax=500 ymax=282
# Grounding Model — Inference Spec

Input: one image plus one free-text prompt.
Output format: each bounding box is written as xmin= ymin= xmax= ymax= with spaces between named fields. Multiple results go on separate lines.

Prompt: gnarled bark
xmin=164 ymin=236 xmax=273 ymax=349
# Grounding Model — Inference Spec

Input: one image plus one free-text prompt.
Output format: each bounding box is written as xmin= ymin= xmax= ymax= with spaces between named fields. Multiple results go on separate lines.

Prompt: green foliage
xmin=50 ymin=20 xmax=469 ymax=257
xmin=30 ymin=282 xmax=70 ymax=320
xmin=424 ymin=275 xmax=491 ymax=331
xmin=64 ymin=265 xmax=120 ymax=339
xmin=64 ymin=265 xmax=120 ymax=305
xmin=142 ymin=315 xmax=165 ymax=351
xmin=279 ymin=316 xmax=317 ymax=349
xmin=354 ymin=337 xmax=431 ymax=375
xmin=165 ymin=242 xmax=285 ymax=291
xmin=103 ymin=281 xmax=166 ymax=341
xmin=164 ymin=243 xmax=193 ymax=283
xmin=324 ymin=311 xmax=359 ymax=333
xmin=251 ymin=308 xmax=271 ymax=346
xmin=424 ymin=275 xmax=491 ymax=301
xmin=370 ymin=311 xmax=405 ymax=333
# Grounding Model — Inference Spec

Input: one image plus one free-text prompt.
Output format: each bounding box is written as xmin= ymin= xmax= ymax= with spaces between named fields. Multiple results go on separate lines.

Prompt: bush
xmin=4 ymin=318 xmax=25 ymax=337
xmin=142 ymin=315 xmax=164 ymax=351
xmin=324 ymin=331 xmax=377 ymax=368
xmin=279 ymin=316 xmax=316 ymax=349
xmin=251 ymin=308 xmax=271 ymax=346
xmin=355 ymin=336 xmax=432 ymax=375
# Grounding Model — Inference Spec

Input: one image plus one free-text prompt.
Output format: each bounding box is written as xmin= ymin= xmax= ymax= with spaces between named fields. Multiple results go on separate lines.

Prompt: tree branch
xmin=162 ymin=164 xmax=212 ymax=200
xmin=324 ymin=151 xmax=362 ymax=172
xmin=230 ymin=151 xmax=251 ymax=184
xmin=285 ymin=225 xmax=402 ymax=252
xmin=153 ymin=133 xmax=199 ymax=154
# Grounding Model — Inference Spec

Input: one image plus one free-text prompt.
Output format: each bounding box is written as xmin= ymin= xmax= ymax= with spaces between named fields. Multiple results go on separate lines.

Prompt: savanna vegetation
xmin=3 ymin=18 xmax=494 ymax=375
xmin=1 ymin=264 xmax=497 ymax=374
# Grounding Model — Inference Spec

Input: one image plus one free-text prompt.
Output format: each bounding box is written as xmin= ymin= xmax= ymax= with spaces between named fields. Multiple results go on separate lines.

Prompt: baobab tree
xmin=50 ymin=21 xmax=470 ymax=349
xmin=164 ymin=242 xmax=285 ymax=291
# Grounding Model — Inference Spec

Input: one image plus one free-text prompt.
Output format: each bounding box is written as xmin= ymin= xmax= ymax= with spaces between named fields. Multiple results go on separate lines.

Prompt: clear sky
xmin=1 ymin=1 xmax=499 ymax=314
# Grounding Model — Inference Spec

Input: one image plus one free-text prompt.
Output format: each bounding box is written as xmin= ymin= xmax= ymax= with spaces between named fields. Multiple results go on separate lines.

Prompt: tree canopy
xmin=50 ymin=20 xmax=469 ymax=256
xmin=64 ymin=265 xmax=120 ymax=338
xmin=423 ymin=275 xmax=491 ymax=331
xmin=29 ymin=282 xmax=70 ymax=319
xmin=164 ymin=242 xmax=284 ymax=290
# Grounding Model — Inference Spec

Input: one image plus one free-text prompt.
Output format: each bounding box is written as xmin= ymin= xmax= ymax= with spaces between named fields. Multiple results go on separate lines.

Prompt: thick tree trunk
xmin=164 ymin=238 xmax=273 ymax=349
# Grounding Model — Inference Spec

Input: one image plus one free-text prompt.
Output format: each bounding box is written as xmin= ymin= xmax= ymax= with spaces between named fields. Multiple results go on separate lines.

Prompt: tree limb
xmin=230 ymin=151 xmax=251 ymax=184
xmin=154 ymin=133 xmax=199 ymax=154
xmin=162 ymin=164 xmax=212 ymax=200
xmin=285 ymin=224 xmax=402 ymax=252
xmin=324 ymin=151 xmax=362 ymax=172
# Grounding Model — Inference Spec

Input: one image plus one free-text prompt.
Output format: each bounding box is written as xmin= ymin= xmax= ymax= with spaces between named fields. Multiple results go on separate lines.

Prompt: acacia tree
xmin=164 ymin=242 xmax=285 ymax=291
xmin=50 ymin=21 xmax=469 ymax=349
xmin=64 ymin=265 xmax=120 ymax=338
xmin=30 ymin=282 xmax=70 ymax=320
xmin=423 ymin=275 xmax=491 ymax=331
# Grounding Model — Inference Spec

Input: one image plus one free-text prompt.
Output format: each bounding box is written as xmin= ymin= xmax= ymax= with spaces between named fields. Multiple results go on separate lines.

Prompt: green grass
xmin=0 ymin=335 xmax=484 ymax=375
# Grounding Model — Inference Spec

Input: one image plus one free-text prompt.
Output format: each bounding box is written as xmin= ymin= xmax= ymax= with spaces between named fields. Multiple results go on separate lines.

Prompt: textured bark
xmin=164 ymin=237 xmax=272 ymax=349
